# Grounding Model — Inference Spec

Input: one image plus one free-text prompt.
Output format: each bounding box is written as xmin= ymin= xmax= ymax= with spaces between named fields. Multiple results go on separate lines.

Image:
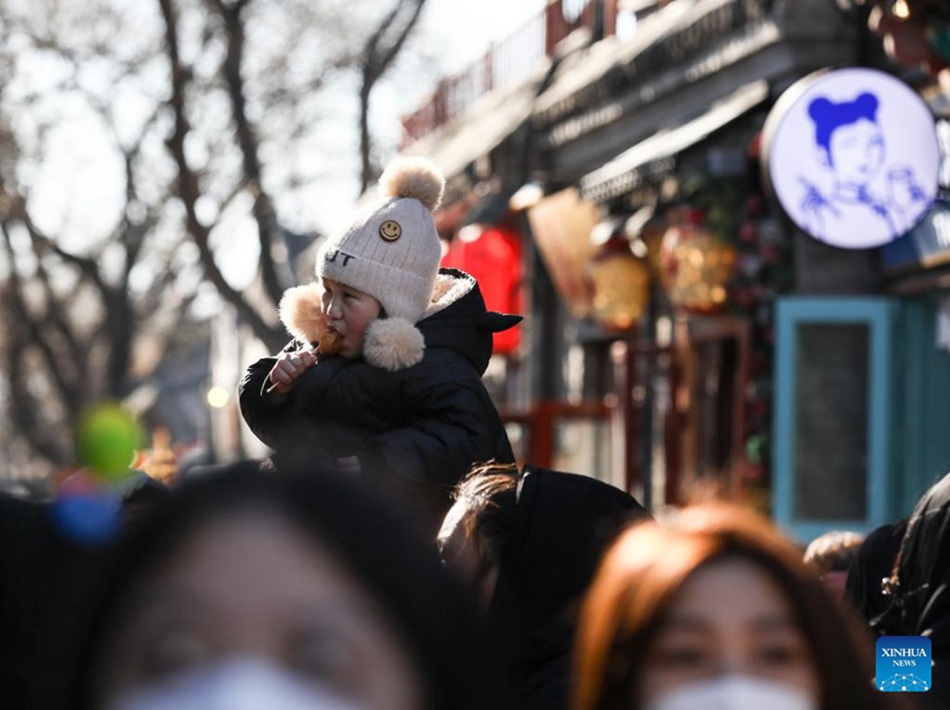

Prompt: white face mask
xmin=108 ymin=657 xmax=368 ymax=710
xmin=643 ymin=675 xmax=817 ymax=710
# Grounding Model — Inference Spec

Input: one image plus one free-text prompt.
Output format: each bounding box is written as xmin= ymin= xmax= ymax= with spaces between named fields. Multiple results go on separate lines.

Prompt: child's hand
xmin=266 ymin=349 xmax=317 ymax=395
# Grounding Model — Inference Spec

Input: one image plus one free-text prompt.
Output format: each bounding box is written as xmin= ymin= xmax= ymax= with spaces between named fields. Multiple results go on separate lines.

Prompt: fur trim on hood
xmin=277 ymin=278 xmax=471 ymax=371
xmin=278 ymin=284 xmax=342 ymax=355
xmin=279 ymin=270 xmax=517 ymax=373
xmin=424 ymin=272 xmax=472 ymax=318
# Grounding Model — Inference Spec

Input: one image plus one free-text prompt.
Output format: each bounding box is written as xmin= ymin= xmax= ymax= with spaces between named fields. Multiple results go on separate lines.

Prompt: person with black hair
xmin=876 ymin=472 xmax=950 ymax=707
xmin=438 ymin=461 xmax=649 ymax=710
xmin=0 ymin=474 xmax=171 ymax=710
xmin=844 ymin=519 xmax=907 ymax=630
xmin=39 ymin=460 xmax=510 ymax=710
xmin=803 ymin=529 xmax=864 ymax=600
xmin=0 ymin=493 xmax=95 ymax=710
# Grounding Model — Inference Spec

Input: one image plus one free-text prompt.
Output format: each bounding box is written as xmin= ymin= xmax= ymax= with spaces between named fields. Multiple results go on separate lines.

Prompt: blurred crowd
xmin=3 ymin=452 xmax=950 ymax=710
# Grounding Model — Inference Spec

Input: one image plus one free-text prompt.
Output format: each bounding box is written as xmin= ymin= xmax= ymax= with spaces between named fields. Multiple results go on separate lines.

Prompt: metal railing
xmin=400 ymin=0 xmax=618 ymax=147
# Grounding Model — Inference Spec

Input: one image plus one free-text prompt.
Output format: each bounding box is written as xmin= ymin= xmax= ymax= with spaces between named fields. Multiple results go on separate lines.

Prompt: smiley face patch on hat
xmin=379 ymin=220 xmax=402 ymax=241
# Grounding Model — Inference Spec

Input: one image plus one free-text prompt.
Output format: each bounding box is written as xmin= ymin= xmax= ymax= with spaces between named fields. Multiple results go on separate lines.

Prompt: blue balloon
xmin=51 ymin=491 xmax=122 ymax=545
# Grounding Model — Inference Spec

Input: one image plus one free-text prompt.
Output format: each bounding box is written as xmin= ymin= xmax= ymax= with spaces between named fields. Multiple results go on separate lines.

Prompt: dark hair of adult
xmin=448 ymin=460 xmax=520 ymax=571
xmin=44 ymin=460 xmax=508 ymax=710
xmin=803 ymin=529 xmax=864 ymax=575
xmin=845 ymin=519 xmax=907 ymax=629
xmin=572 ymin=502 xmax=890 ymax=710
xmin=447 ymin=461 xmax=649 ymax=710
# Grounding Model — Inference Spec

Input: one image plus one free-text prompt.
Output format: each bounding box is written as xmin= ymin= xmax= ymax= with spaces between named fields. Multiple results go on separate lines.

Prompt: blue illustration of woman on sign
xmin=800 ymin=91 xmax=930 ymax=244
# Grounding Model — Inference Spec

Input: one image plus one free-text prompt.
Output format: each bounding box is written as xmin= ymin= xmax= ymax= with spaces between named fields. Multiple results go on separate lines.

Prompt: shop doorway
xmin=667 ymin=315 xmax=751 ymax=505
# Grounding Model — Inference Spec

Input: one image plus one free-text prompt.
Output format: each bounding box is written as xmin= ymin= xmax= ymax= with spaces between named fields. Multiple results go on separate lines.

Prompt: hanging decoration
xmin=659 ymin=209 xmax=736 ymax=313
xmin=588 ymin=234 xmax=651 ymax=330
xmin=442 ymin=225 xmax=523 ymax=354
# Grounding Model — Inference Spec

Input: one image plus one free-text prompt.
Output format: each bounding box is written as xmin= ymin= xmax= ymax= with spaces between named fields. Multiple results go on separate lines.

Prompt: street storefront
xmin=400 ymin=0 xmax=950 ymax=533
xmin=508 ymin=0 xmax=851 ymax=513
xmin=762 ymin=66 xmax=948 ymax=541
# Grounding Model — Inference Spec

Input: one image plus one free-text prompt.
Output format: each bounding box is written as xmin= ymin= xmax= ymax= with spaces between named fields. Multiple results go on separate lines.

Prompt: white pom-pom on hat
xmin=363 ymin=317 xmax=425 ymax=372
xmin=378 ymin=157 xmax=445 ymax=213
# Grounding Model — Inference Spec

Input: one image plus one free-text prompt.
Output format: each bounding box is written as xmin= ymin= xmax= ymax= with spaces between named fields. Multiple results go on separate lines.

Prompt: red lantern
xmin=442 ymin=226 xmax=522 ymax=354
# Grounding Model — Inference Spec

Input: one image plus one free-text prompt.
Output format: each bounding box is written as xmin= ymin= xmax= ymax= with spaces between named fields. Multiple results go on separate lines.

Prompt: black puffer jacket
xmin=486 ymin=467 xmax=651 ymax=710
xmin=240 ymin=269 xmax=519 ymax=515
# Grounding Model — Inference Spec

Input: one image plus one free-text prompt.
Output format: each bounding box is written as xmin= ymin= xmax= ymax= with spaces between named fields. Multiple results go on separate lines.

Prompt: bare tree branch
xmin=1 ymin=221 xmax=84 ymax=414
xmin=359 ymin=0 xmax=428 ymax=192
xmin=4 ymin=326 xmax=71 ymax=465
xmin=209 ymin=0 xmax=295 ymax=307
xmin=158 ymin=0 xmax=285 ymax=351
xmin=0 ymin=0 xmax=432 ymax=474
xmin=2 ymin=184 xmax=135 ymax=398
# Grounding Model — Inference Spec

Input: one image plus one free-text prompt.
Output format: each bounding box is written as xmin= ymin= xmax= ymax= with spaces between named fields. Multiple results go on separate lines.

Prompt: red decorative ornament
xmin=442 ymin=226 xmax=523 ymax=354
xmin=739 ymin=221 xmax=758 ymax=243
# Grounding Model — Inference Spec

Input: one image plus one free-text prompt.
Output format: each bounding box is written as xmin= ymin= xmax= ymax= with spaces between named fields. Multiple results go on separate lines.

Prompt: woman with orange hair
xmin=572 ymin=503 xmax=897 ymax=710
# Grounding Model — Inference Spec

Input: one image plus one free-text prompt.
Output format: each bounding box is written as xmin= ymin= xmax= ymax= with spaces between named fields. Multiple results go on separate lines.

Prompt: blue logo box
xmin=876 ymin=636 xmax=931 ymax=692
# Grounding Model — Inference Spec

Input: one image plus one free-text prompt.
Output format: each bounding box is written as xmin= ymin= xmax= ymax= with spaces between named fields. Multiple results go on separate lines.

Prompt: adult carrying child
xmin=240 ymin=157 xmax=520 ymax=530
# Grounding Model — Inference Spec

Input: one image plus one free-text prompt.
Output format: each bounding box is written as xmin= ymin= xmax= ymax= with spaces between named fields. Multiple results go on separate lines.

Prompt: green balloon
xmin=77 ymin=404 xmax=143 ymax=483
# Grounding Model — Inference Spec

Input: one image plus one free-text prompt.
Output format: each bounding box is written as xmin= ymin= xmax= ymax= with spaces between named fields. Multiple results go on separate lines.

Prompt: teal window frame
xmin=773 ymin=297 xmax=894 ymax=543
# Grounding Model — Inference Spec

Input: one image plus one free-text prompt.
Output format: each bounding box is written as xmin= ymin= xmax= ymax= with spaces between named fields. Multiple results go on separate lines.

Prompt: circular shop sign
xmin=762 ymin=67 xmax=939 ymax=249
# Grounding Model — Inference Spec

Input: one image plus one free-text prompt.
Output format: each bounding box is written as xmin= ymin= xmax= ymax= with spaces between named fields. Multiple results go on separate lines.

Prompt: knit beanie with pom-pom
xmin=315 ymin=156 xmax=445 ymax=371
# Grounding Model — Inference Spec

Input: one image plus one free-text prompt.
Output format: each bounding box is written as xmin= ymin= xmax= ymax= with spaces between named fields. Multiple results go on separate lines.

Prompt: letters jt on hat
xmin=315 ymin=156 xmax=445 ymax=371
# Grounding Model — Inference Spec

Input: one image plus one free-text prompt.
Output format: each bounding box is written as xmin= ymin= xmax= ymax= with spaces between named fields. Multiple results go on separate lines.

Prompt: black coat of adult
xmin=486 ymin=467 xmax=651 ymax=710
xmin=0 ymin=491 xmax=133 ymax=710
xmin=845 ymin=519 xmax=906 ymax=630
xmin=239 ymin=269 xmax=518 ymax=520
xmin=885 ymin=473 xmax=950 ymax=707
xmin=0 ymin=494 xmax=77 ymax=710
